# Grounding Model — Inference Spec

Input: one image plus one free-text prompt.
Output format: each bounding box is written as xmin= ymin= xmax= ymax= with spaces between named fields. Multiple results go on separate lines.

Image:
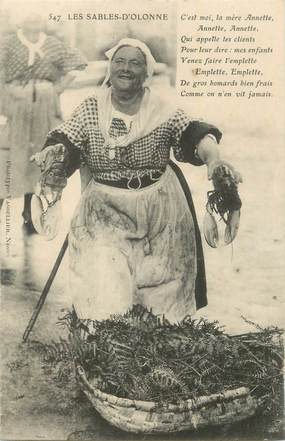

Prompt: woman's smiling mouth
xmin=118 ymin=73 xmax=134 ymax=79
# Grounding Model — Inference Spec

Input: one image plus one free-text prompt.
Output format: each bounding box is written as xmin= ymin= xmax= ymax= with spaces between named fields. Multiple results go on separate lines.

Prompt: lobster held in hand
xmin=203 ymin=163 xmax=242 ymax=248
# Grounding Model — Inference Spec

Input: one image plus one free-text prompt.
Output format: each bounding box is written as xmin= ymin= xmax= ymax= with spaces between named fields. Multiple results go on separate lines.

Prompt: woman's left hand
xmin=207 ymin=159 xmax=243 ymax=184
xmin=54 ymin=84 xmax=65 ymax=95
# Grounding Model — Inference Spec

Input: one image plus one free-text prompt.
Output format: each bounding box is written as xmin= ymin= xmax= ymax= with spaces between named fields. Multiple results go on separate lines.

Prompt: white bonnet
xmin=103 ymin=38 xmax=156 ymax=86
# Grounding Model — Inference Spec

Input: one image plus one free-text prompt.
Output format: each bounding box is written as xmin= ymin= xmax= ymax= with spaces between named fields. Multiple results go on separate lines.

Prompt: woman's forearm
xmin=62 ymin=73 xmax=76 ymax=89
xmin=196 ymin=135 xmax=220 ymax=165
xmin=55 ymin=73 xmax=76 ymax=94
xmin=197 ymin=134 xmax=242 ymax=182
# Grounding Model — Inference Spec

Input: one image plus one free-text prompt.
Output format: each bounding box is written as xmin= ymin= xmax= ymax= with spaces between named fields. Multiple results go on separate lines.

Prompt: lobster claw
xmin=31 ymin=194 xmax=62 ymax=240
xmin=203 ymin=209 xmax=219 ymax=248
xmin=224 ymin=209 xmax=240 ymax=245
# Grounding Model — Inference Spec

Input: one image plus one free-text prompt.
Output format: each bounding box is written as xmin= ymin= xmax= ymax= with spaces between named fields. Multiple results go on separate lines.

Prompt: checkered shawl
xmin=46 ymin=95 xmax=212 ymax=181
xmin=0 ymin=33 xmax=87 ymax=83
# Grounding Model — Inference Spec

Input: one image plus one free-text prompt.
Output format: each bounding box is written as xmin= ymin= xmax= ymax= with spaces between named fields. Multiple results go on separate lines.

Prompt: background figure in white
xmin=0 ymin=13 xmax=86 ymax=232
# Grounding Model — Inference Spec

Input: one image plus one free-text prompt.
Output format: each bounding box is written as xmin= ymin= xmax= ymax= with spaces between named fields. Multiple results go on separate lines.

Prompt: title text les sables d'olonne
xmin=179 ymin=13 xmax=274 ymax=99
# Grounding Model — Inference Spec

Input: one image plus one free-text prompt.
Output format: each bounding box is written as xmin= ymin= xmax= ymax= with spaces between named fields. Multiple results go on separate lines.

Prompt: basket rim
xmin=76 ymin=365 xmax=251 ymax=412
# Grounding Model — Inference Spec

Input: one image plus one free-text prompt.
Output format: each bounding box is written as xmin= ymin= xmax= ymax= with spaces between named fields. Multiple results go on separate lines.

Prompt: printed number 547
xmin=49 ymin=14 xmax=61 ymax=22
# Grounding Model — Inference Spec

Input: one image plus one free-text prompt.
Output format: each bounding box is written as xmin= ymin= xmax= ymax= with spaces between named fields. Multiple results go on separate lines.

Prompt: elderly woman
xmin=33 ymin=39 xmax=241 ymax=323
xmin=0 ymin=13 xmax=86 ymax=231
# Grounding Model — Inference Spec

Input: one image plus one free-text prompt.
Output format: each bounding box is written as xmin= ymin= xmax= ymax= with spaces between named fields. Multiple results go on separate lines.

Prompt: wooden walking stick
xmin=22 ymin=234 xmax=69 ymax=342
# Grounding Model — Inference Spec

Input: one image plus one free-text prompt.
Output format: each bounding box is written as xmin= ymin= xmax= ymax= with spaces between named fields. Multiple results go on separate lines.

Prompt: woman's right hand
xmin=30 ymin=143 xmax=66 ymax=172
xmin=31 ymin=144 xmax=67 ymax=202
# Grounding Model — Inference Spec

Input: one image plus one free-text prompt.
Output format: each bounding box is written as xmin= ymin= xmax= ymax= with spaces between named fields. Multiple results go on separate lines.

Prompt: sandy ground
xmin=0 ymin=87 xmax=284 ymax=440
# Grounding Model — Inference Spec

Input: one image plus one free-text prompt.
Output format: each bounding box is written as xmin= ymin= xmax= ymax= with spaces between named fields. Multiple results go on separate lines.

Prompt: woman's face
xmin=110 ymin=46 xmax=147 ymax=94
xmin=22 ymin=14 xmax=44 ymax=34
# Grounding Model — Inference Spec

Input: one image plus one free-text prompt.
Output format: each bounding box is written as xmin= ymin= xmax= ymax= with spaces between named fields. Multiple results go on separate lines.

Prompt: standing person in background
xmin=0 ymin=13 xmax=87 ymax=232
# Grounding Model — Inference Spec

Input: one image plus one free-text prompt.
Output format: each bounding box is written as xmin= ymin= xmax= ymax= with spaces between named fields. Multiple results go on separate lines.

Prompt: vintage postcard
xmin=0 ymin=0 xmax=284 ymax=440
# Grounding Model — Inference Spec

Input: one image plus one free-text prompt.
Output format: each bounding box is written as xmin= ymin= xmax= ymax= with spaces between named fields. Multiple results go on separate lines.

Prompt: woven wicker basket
xmin=77 ymin=365 xmax=258 ymax=434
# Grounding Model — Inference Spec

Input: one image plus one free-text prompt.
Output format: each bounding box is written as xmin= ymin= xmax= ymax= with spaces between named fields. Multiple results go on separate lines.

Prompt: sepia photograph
xmin=0 ymin=1 xmax=284 ymax=440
